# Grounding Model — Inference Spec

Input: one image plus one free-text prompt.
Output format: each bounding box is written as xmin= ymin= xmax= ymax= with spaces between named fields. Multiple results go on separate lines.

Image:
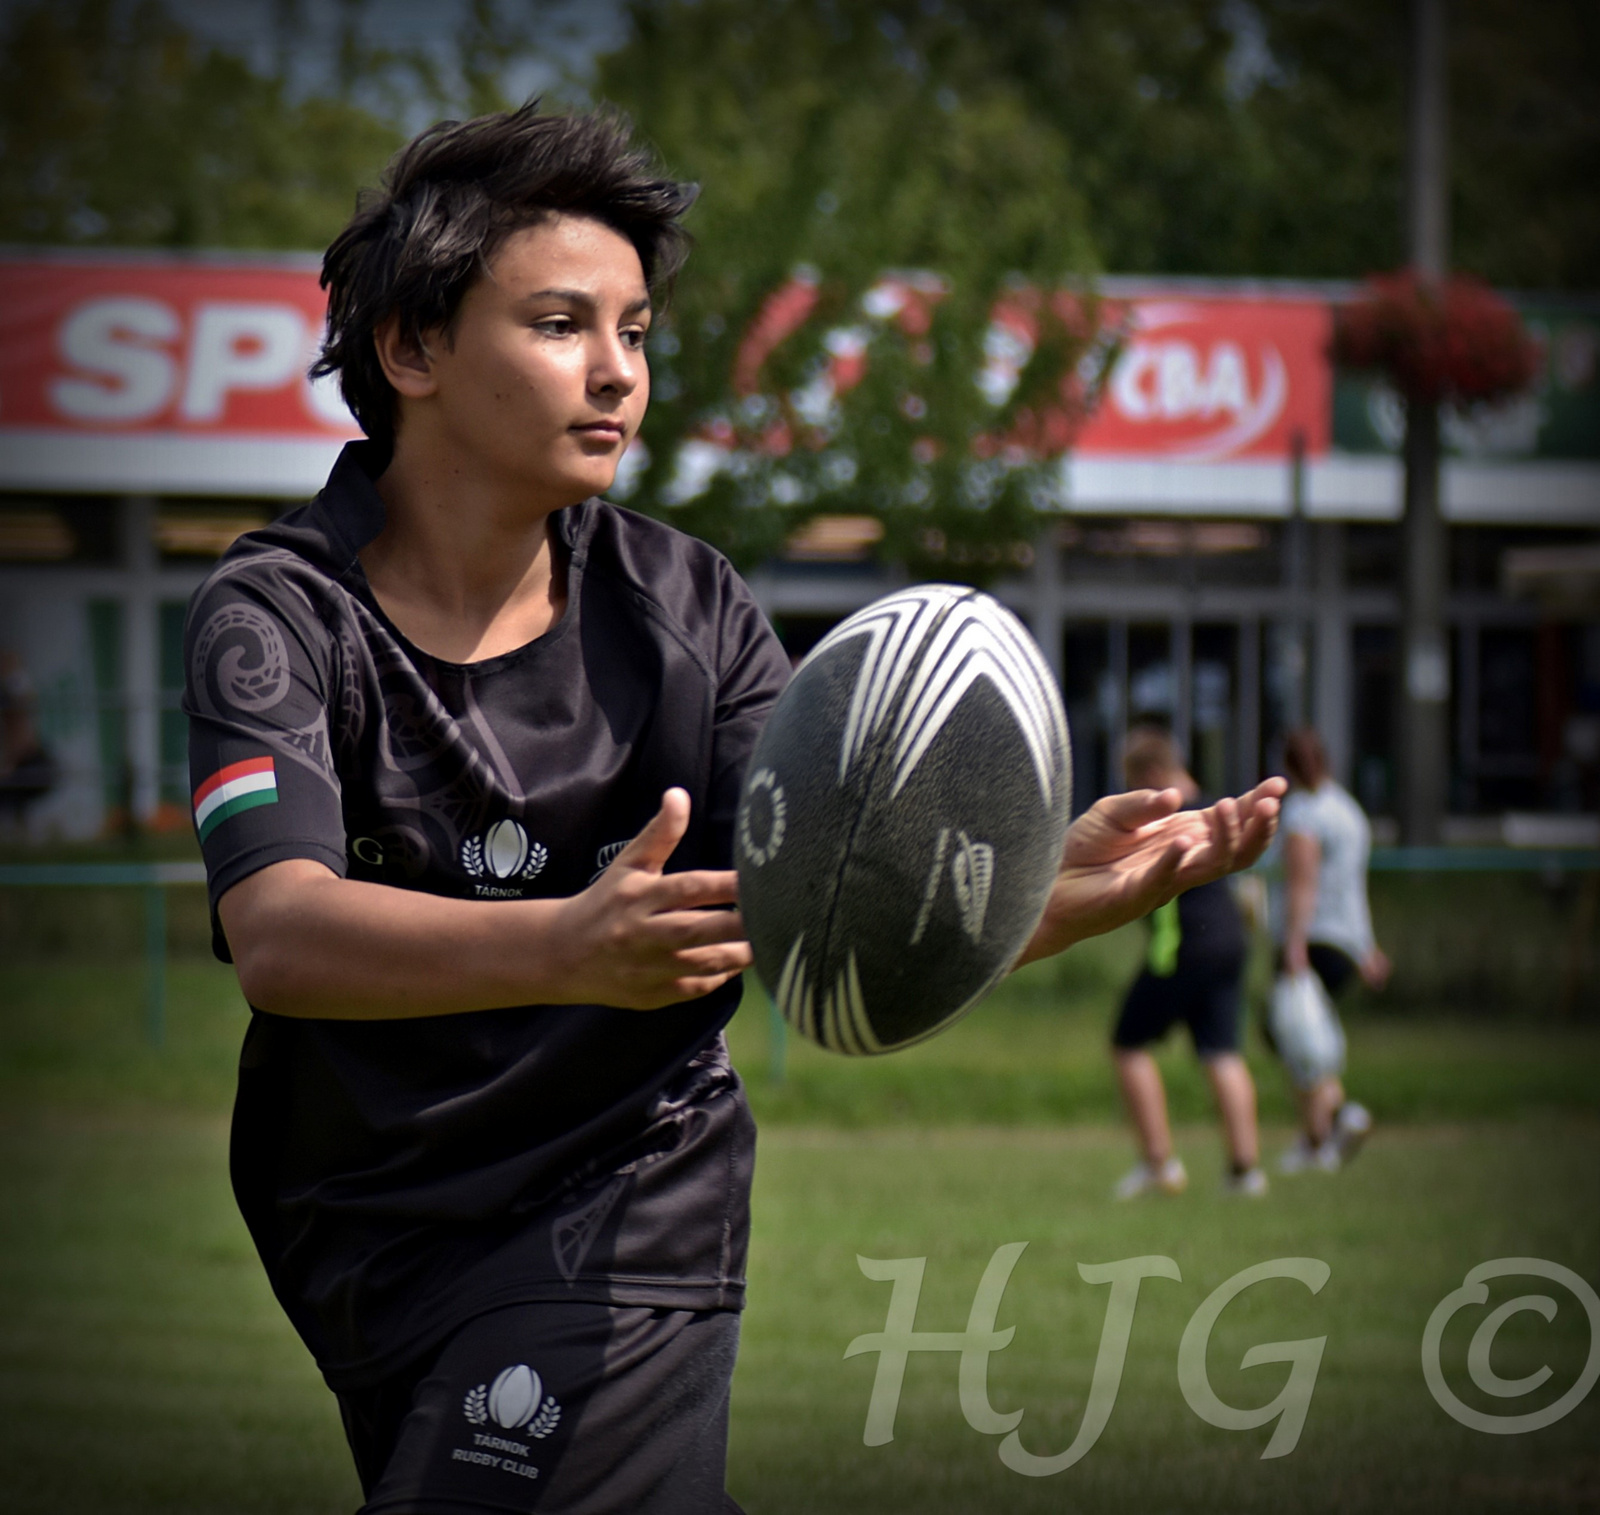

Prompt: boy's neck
xmin=360 ymin=437 xmax=572 ymax=665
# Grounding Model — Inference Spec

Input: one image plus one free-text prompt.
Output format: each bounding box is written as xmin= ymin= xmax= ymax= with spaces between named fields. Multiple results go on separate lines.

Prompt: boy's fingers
xmin=1143 ymin=836 xmax=1189 ymax=894
xmin=650 ymin=869 xmax=741 ymax=911
xmin=615 ymin=788 xmax=692 ymax=876
xmin=673 ymin=940 xmax=755 ymax=976
xmin=1099 ymin=786 xmax=1184 ymax=831
xmin=660 ymin=906 xmax=747 ymax=948
xmin=665 ymin=969 xmax=746 ymax=1004
xmin=1212 ymin=796 xmax=1241 ymax=856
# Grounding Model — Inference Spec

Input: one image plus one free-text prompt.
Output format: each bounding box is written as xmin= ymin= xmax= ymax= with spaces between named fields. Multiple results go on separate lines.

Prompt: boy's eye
xmin=535 ymin=317 xmax=576 ymax=337
xmin=622 ymin=327 xmax=649 ymax=349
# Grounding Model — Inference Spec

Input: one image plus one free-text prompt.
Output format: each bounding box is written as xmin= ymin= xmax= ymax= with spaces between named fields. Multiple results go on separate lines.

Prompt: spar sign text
xmin=0 ymin=257 xmax=358 ymax=438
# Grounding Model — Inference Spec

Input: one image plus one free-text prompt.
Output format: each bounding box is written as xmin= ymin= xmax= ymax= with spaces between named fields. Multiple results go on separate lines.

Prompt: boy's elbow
xmin=218 ymin=861 xmax=337 ymax=1016
xmin=231 ymin=934 xmax=311 ymax=1015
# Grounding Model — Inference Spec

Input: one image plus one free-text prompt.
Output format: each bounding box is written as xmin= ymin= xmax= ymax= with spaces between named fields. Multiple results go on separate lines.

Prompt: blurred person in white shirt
xmin=1271 ymin=727 xmax=1390 ymax=1173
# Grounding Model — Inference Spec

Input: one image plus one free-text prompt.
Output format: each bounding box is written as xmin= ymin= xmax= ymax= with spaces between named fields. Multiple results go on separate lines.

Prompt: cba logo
xmin=464 ymin=1364 xmax=562 ymax=1439
xmin=462 ymin=819 xmax=549 ymax=882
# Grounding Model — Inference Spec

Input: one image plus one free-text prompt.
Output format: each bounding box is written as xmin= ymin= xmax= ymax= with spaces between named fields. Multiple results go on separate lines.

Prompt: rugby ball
xmin=736 ymin=584 xmax=1071 ymax=1054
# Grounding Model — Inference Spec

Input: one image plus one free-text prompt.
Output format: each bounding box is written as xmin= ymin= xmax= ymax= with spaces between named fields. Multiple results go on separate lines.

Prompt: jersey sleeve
xmin=183 ymin=558 xmax=349 ymax=958
xmin=705 ymin=560 xmax=793 ymax=868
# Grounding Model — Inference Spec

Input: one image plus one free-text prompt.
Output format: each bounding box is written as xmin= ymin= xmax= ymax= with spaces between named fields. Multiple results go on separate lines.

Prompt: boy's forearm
xmin=220 ymin=860 xmax=581 ymax=1019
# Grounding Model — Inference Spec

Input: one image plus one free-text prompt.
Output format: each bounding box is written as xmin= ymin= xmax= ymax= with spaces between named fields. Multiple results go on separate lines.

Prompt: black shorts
xmin=338 ymin=1301 xmax=744 ymax=1514
xmin=1112 ymin=962 xmax=1244 ymax=1059
xmin=1275 ymin=943 xmax=1359 ymax=998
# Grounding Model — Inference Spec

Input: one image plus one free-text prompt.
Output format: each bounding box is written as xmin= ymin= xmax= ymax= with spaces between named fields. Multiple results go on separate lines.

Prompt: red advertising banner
xmin=0 ymin=255 xmax=1339 ymax=500
xmin=1 ymin=258 xmax=1331 ymax=455
xmin=1075 ymin=295 xmax=1333 ymax=460
xmin=0 ymin=256 xmax=359 ymax=439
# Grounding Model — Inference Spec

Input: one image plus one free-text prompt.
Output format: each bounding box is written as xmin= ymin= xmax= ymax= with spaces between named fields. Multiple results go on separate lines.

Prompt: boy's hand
xmin=1014 ymin=777 xmax=1286 ymax=968
xmin=553 ymin=788 xmax=753 ymax=1009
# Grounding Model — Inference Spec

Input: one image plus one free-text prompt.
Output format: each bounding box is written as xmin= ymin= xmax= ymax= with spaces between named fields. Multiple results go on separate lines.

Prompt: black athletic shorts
xmin=1112 ymin=962 xmax=1245 ymax=1059
xmin=1274 ymin=942 xmax=1359 ymax=998
xmin=338 ymin=1301 xmax=744 ymax=1514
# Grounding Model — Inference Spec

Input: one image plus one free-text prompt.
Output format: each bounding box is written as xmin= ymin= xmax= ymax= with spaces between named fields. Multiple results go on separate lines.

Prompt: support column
xmin=1313 ymin=521 xmax=1350 ymax=783
xmin=1172 ymin=617 xmax=1193 ymax=765
xmin=1400 ymin=0 xmax=1450 ymax=843
xmin=1029 ymin=522 xmax=1065 ymax=686
xmin=1401 ymin=403 xmax=1449 ymax=842
xmin=1281 ymin=432 xmax=1312 ymax=730
xmin=1457 ymin=617 xmax=1479 ymax=811
xmin=120 ymin=495 xmax=162 ymax=828
xmin=1108 ymin=619 xmax=1129 ymax=784
xmin=1238 ymin=618 xmax=1261 ymax=789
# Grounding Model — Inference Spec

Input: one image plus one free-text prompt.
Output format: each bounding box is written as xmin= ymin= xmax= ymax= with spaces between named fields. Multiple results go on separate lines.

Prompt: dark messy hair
xmin=1282 ymin=727 xmax=1329 ymax=789
xmin=313 ymin=101 xmax=696 ymax=449
xmin=1121 ymin=723 xmax=1183 ymax=789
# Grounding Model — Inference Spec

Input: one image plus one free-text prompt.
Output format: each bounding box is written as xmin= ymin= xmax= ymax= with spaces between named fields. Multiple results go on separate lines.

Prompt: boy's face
xmin=413 ymin=214 xmax=651 ymax=505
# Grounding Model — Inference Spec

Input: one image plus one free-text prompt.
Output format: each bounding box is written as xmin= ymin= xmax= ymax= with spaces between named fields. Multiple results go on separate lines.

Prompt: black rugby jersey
xmin=183 ymin=442 xmax=791 ymax=1390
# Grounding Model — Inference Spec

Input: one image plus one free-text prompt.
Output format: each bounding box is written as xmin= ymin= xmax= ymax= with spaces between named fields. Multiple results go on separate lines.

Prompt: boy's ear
xmin=373 ymin=315 xmax=438 ymax=400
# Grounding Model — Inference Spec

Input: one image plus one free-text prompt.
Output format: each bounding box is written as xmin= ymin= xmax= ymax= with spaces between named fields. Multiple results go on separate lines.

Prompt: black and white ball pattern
xmin=736 ymin=584 xmax=1071 ymax=1054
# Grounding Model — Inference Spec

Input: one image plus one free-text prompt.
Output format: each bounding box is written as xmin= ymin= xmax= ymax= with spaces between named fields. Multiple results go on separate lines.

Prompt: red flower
xmin=1331 ymin=271 xmax=1540 ymax=406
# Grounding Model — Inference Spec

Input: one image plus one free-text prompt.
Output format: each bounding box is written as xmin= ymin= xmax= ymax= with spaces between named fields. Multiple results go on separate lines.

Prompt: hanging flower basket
xmin=1331 ymin=270 xmax=1541 ymax=407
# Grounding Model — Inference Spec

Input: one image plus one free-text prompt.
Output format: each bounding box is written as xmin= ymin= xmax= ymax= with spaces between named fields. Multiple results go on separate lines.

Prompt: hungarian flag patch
xmin=193 ymin=757 xmax=278 ymax=841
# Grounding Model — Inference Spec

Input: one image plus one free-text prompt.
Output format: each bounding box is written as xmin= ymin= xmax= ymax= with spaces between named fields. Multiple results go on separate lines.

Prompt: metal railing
xmin=1 ymin=847 xmax=1595 ymax=1060
xmin=0 ymin=861 xmax=207 ymax=1046
xmin=1367 ymin=847 xmax=1600 ymax=872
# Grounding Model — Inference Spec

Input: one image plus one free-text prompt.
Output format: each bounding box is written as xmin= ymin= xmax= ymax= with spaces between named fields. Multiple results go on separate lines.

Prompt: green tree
xmin=3 ymin=0 xmax=1588 ymax=576
xmin=597 ymin=0 xmax=1117 ymax=576
xmin=0 ymin=0 xmax=403 ymax=250
xmin=909 ymin=0 xmax=1596 ymax=287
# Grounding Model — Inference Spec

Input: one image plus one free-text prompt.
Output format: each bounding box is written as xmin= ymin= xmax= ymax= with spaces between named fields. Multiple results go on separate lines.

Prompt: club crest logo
xmin=461 ymin=819 xmax=548 ymax=881
xmin=464 ymin=1364 xmax=561 ymax=1439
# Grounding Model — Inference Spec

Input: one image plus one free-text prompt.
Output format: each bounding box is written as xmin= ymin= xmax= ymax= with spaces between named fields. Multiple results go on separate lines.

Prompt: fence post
xmin=767 ymin=994 xmax=788 ymax=1085
xmin=143 ymin=883 xmax=166 ymax=1048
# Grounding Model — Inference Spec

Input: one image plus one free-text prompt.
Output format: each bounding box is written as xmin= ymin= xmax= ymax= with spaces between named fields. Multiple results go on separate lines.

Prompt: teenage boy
xmin=185 ymin=103 xmax=1284 ymax=1513
xmin=1108 ymin=727 xmax=1268 ymax=1199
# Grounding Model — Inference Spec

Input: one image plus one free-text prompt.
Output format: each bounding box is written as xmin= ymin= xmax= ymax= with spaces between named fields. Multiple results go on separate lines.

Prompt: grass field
xmin=2 ymin=936 xmax=1598 ymax=1514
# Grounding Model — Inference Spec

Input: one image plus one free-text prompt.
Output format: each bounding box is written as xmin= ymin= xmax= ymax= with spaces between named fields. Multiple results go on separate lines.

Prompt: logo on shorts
xmin=461 ymin=819 xmax=548 ymax=884
xmin=464 ymin=1364 xmax=561 ymax=1440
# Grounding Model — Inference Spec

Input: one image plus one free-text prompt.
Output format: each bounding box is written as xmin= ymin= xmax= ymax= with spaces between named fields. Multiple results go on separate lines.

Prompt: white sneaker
xmin=1113 ymin=1157 xmax=1188 ymax=1200
xmin=1278 ymin=1136 xmax=1340 ymax=1174
xmin=1333 ymin=1102 xmax=1373 ymax=1166
xmin=1224 ymin=1167 xmax=1270 ymax=1197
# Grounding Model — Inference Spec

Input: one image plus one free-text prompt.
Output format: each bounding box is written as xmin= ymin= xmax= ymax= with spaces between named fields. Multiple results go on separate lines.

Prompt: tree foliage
xmin=1 ymin=0 xmax=1592 ymax=572
xmin=595 ymin=0 xmax=1116 ymax=576
xmin=0 ymin=0 xmax=403 ymax=250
